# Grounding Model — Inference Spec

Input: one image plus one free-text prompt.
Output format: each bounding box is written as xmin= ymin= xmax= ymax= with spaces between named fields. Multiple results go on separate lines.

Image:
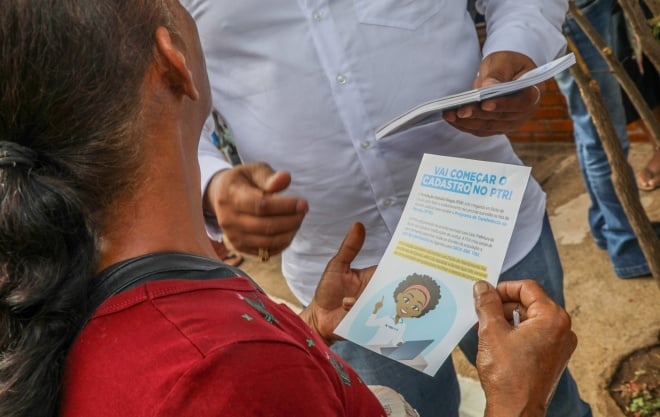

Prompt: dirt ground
xmin=235 ymin=141 xmax=660 ymax=417
xmin=513 ymin=142 xmax=660 ymax=417
xmin=608 ymin=344 xmax=659 ymax=417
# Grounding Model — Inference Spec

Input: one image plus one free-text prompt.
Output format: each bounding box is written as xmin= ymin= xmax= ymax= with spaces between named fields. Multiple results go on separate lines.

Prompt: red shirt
xmin=62 ymin=277 xmax=385 ymax=417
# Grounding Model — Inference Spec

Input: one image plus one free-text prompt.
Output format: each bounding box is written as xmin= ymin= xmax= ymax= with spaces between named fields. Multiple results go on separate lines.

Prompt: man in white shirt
xmin=185 ymin=1 xmax=592 ymax=416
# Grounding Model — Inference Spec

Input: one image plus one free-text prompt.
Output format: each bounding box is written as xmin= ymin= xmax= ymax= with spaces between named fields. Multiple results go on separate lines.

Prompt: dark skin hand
xmin=302 ymin=234 xmax=577 ymax=416
xmin=300 ymin=222 xmax=376 ymax=346
xmin=204 ymin=162 xmax=308 ymax=257
xmin=443 ymin=51 xmax=544 ymax=136
xmin=473 ymin=280 xmax=578 ymax=417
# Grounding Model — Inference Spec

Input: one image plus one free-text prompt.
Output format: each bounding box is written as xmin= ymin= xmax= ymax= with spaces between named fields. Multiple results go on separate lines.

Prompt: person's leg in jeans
xmin=332 ymin=341 xmax=460 ymax=417
xmin=555 ymin=0 xmax=650 ymax=278
xmin=459 ymin=214 xmax=593 ymax=417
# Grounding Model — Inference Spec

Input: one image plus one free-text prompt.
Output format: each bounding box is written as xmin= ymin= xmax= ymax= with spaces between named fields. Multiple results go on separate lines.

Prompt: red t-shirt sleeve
xmin=155 ymin=341 xmax=379 ymax=417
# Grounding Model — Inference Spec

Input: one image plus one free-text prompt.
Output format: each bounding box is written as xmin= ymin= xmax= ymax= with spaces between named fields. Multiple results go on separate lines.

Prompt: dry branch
xmin=567 ymin=35 xmax=660 ymax=285
xmin=569 ymin=1 xmax=660 ymax=148
xmin=642 ymin=0 xmax=659 ymax=17
xmin=618 ymin=0 xmax=660 ymax=72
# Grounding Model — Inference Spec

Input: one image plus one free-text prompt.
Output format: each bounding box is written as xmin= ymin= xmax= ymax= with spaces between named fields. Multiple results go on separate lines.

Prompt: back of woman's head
xmin=0 ymin=1 xmax=177 ymax=416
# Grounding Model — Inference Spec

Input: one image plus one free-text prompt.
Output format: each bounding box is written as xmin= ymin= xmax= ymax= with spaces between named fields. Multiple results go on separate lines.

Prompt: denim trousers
xmin=554 ymin=0 xmax=650 ymax=278
xmin=332 ymin=215 xmax=593 ymax=417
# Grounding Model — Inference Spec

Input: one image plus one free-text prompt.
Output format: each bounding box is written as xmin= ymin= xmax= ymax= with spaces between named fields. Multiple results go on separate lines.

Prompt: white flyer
xmin=334 ymin=154 xmax=531 ymax=375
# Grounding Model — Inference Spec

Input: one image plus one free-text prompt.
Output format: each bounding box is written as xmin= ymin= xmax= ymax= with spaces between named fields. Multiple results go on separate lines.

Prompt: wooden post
xmin=642 ymin=0 xmax=659 ymax=17
xmin=569 ymin=1 xmax=660 ymax=149
xmin=567 ymin=35 xmax=660 ymax=286
xmin=618 ymin=0 xmax=660 ymax=74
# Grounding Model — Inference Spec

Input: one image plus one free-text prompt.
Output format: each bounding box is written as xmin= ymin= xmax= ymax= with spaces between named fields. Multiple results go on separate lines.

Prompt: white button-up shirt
xmin=189 ymin=0 xmax=568 ymax=304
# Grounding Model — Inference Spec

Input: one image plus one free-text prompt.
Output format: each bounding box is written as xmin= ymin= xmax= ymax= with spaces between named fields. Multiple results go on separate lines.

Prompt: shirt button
xmin=312 ymin=11 xmax=324 ymax=21
xmin=336 ymin=74 xmax=347 ymax=85
xmin=383 ymin=198 xmax=393 ymax=207
xmin=360 ymin=140 xmax=370 ymax=149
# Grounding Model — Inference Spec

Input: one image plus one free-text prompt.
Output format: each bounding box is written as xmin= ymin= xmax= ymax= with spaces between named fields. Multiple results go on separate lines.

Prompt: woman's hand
xmin=300 ymin=222 xmax=375 ymax=345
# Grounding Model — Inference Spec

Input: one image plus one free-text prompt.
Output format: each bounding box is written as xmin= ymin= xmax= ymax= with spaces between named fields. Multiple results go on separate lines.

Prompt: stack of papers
xmin=375 ymin=53 xmax=576 ymax=140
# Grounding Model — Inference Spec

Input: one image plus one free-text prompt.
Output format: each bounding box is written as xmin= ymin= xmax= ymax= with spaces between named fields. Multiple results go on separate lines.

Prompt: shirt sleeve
xmin=198 ymin=114 xmax=232 ymax=241
xmin=155 ymin=342 xmax=369 ymax=417
xmin=477 ymin=0 xmax=569 ymax=65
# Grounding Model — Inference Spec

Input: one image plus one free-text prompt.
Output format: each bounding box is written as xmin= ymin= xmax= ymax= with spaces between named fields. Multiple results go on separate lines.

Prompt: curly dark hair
xmin=393 ymin=273 xmax=441 ymax=317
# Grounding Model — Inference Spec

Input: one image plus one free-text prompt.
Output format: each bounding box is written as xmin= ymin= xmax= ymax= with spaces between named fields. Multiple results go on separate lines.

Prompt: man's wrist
xmin=202 ymin=168 xmax=230 ymax=215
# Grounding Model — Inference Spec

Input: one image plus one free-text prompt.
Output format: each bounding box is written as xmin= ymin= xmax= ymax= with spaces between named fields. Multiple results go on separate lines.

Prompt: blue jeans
xmin=460 ymin=214 xmax=592 ymax=417
xmin=333 ymin=215 xmax=592 ymax=417
xmin=555 ymin=0 xmax=650 ymax=278
xmin=332 ymin=342 xmax=461 ymax=417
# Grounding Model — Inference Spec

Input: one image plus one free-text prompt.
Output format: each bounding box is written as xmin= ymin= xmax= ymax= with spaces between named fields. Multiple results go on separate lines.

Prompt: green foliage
xmin=628 ymin=395 xmax=660 ymax=416
xmin=650 ymin=16 xmax=660 ymax=39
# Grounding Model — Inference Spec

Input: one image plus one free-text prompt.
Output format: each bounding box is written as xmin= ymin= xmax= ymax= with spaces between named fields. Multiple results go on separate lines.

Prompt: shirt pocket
xmin=353 ymin=0 xmax=442 ymax=30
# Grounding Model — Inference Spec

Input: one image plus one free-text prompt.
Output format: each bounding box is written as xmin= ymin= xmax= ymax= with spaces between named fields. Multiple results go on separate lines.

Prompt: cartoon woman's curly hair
xmin=393 ymin=273 xmax=441 ymax=318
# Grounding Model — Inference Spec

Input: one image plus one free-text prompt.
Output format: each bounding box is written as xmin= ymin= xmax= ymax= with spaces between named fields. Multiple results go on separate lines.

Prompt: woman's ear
xmin=153 ymin=27 xmax=200 ymax=101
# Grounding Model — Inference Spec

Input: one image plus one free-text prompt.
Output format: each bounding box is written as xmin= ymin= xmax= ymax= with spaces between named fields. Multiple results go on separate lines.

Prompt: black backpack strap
xmin=88 ymin=251 xmax=257 ymax=316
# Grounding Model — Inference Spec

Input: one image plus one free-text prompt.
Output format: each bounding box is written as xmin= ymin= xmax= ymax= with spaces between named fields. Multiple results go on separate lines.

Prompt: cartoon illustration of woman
xmin=365 ymin=273 xmax=441 ymax=347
